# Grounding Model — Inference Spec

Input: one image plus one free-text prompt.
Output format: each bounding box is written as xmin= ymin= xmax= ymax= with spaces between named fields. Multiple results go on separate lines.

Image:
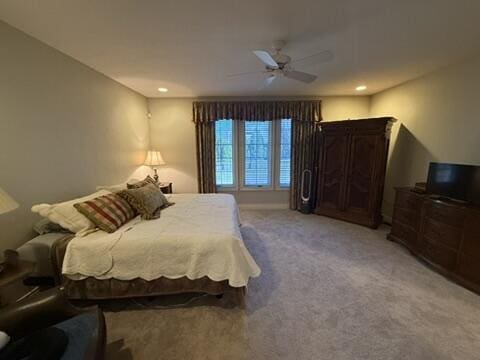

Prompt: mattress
xmin=61 ymin=193 xmax=261 ymax=287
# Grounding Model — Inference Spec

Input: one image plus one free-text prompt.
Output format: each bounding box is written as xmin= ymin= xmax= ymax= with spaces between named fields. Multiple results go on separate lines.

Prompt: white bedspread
xmin=62 ymin=194 xmax=260 ymax=287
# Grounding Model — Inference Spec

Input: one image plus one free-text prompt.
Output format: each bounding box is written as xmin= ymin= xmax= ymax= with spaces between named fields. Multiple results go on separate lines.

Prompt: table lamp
xmin=144 ymin=150 xmax=166 ymax=183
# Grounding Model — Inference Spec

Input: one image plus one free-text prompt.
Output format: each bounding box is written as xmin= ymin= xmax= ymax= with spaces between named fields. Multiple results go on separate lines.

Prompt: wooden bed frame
xmin=51 ymin=235 xmax=246 ymax=308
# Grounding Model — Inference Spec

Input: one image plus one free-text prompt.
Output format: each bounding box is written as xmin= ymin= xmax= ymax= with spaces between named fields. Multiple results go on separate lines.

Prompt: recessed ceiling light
xmin=355 ymin=85 xmax=367 ymax=91
xmin=158 ymin=87 xmax=168 ymax=93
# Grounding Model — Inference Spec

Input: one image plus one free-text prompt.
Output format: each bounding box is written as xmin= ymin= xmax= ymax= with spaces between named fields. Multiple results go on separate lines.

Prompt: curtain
xmin=290 ymin=121 xmax=321 ymax=210
xmin=193 ymin=100 xmax=322 ymax=205
xmin=192 ymin=100 xmax=321 ymax=123
xmin=195 ymin=121 xmax=216 ymax=193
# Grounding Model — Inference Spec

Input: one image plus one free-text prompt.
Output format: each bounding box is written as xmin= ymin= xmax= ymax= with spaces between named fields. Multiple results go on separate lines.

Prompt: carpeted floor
xmin=104 ymin=210 xmax=480 ymax=360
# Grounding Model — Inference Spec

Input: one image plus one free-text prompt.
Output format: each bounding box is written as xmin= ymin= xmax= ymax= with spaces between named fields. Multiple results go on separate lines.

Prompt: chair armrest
xmin=0 ymin=287 xmax=85 ymax=339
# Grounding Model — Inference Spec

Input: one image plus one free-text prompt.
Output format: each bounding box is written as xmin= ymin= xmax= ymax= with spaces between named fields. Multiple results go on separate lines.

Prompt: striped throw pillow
xmin=74 ymin=193 xmax=136 ymax=233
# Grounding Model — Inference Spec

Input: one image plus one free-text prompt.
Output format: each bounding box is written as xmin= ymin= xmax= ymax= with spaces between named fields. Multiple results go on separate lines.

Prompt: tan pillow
xmin=74 ymin=193 xmax=136 ymax=233
xmin=117 ymin=184 xmax=172 ymax=220
xmin=126 ymin=175 xmax=158 ymax=190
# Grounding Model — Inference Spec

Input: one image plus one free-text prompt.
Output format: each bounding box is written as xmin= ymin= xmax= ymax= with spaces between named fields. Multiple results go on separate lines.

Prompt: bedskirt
xmin=51 ymin=235 xmax=246 ymax=308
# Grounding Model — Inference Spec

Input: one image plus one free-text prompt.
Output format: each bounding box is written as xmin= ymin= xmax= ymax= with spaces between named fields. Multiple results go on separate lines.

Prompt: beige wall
xmin=321 ymin=96 xmax=371 ymax=121
xmin=370 ymin=53 xmax=480 ymax=217
xmin=0 ymin=21 xmax=150 ymax=251
xmin=149 ymin=96 xmax=370 ymax=207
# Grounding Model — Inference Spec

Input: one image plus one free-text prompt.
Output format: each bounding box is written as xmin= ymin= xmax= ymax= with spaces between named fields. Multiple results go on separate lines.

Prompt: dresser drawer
xmin=456 ymin=254 xmax=480 ymax=285
xmin=424 ymin=202 xmax=466 ymax=228
xmin=393 ymin=206 xmax=419 ymax=229
xmin=391 ymin=221 xmax=417 ymax=249
xmin=422 ymin=217 xmax=462 ymax=250
xmin=394 ymin=190 xmax=423 ymax=210
xmin=461 ymin=213 xmax=480 ymax=256
xmin=423 ymin=239 xmax=458 ymax=271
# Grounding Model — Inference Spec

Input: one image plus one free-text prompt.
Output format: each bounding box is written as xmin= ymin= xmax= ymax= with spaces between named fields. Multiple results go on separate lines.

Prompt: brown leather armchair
xmin=0 ymin=287 xmax=106 ymax=360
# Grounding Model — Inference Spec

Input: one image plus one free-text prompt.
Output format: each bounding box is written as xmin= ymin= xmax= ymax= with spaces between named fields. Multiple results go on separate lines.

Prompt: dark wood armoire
xmin=314 ymin=117 xmax=395 ymax=228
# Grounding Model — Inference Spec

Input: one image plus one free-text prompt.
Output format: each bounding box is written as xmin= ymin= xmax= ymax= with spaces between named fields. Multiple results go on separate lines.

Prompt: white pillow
xmin=31 ymin=190 xmax=111 ymax=236
xmin=96 ymin=183 xmax=127 ymax=192
xmin=96 ymin=179 xmax=140 ymax=193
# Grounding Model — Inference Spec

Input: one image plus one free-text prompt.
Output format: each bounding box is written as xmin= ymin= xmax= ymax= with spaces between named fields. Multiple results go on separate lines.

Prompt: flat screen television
xmin=426 ymin=162 xmax=480 ymax=206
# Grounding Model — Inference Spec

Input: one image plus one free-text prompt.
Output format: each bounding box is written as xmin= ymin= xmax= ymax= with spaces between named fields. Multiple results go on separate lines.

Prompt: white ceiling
xmin=1 ymin=0 xmax=480 ymax=97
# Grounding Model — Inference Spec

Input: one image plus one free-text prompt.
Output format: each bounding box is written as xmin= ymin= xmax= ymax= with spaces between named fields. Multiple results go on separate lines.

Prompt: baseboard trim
xmin=239 ymin=203 xmax=290 ymax=210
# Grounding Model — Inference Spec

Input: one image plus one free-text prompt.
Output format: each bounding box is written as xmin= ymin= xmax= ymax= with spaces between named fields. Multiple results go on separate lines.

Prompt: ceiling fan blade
xmin=227 ymin=70 xmax=264 ymax=78
xmin=290 ymin=50 xmax=334 ymax=68
xmin=284 ymin=70 xmax=317 ymax=83
xmin=258 ymin=75 xmax=276 ymax=90
xmin=253 ymin=50 xmax=279 ymax=69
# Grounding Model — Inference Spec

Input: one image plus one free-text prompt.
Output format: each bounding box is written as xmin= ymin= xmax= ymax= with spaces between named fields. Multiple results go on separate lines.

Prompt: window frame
xmin=214 ymin=119 xmax=292 ymax=192
xmin=274 ymin=118 xmax=292 ymax=190
xmin=215 ymin=119 xmax=239 ymax=191
xmin=238 ymin=120 xmax=275 ymax=191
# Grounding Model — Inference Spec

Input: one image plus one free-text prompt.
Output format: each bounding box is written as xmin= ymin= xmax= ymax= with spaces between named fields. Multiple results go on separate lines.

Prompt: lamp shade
xmin=144 ymin=150 xmax=166 ymax=166
xmin=0 ymin=187 xmax=19 ymax=215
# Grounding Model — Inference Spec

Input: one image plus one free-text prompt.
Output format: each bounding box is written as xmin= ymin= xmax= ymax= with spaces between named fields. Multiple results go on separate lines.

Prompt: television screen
xmin=426 ymin=163 xmax=480 ymax=206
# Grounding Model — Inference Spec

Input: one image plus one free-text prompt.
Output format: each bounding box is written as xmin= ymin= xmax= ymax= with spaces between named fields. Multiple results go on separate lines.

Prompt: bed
xmin=51 ymin=193 xmax=260 ymax=308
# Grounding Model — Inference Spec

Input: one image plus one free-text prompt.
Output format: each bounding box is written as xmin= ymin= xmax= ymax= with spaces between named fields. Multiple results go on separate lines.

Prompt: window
xmin=214 ymin=119 xmax=292 ymax=190
xmin=278 ymin=119 xmax=292 ymax=187
xmin=244 ymin=121 xmax=272 ymax=187
xmin=215 ymin=119 xmax=235 ymax=187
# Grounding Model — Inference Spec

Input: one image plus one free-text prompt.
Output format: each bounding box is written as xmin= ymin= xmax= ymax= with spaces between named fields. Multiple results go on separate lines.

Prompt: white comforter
xmin=62 ymin=194 xmax=261 ymax=287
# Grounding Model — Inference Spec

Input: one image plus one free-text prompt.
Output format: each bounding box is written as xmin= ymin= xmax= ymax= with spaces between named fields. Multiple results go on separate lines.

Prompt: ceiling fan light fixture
xmin=230 ymin=41 xmax=332 ymax=89
xmin=355 ymin=85 xmax=367 ymax=91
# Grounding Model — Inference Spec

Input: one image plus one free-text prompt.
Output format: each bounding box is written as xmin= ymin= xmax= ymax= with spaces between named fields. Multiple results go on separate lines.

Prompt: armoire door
xmin=315 ymin=132 xmax=349 ymax=211
xmin=343 ymin=133 xmax=380 ymax=219
xmin=313 ymin=118 xmax=393 ymax=228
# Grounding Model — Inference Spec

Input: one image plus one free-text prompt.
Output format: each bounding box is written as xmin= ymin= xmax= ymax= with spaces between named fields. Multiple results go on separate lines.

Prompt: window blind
xmin=279 ymin=119 xmax=292 ymax=187
xmin=215 ymin=119 xmax=234 ymax=186
xmin=244 ymin=121 xmax=272 ymax=186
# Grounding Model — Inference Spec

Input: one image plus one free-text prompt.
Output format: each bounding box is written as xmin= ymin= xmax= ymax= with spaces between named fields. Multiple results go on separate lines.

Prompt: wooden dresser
xmin=389 ymin=187 xmax=480 ymax=294
xmin=314 ymin=117 xmax=394 ymax=228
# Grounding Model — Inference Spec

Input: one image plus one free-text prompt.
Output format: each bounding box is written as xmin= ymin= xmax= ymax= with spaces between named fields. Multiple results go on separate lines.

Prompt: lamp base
xmin=153 ymin=168 xmax=159 ymax=183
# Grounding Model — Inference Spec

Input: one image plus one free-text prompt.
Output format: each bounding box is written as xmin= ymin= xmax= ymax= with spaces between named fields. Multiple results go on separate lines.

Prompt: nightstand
xmin=159 ymin=182 xmax=173 ymax=194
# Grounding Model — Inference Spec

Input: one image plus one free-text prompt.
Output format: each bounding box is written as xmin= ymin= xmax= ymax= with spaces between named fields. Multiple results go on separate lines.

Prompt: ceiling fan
xmin=228 ymin=40 xmax=333 ymax=89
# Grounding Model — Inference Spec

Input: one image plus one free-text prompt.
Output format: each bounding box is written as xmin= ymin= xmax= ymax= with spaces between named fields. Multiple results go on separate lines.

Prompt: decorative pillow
xmin=31 ymin=190 xmax=111 ymax=236
xmin=74 ymin=193 xmax=136 ymax=233
xmin=126 ymin=175 xmax=159 ymax=190
xmin=117 ymin=183 xmax=172 ymax=220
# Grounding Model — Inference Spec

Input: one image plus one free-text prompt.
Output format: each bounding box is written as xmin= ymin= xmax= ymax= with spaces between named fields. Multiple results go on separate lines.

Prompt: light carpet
xmin=104 ymin=210 xmax=480 ymax=360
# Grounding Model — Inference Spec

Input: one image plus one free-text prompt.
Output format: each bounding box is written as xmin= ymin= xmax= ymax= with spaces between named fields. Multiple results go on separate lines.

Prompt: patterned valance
xmin=192 ymin=100 xmax=322 ymax=123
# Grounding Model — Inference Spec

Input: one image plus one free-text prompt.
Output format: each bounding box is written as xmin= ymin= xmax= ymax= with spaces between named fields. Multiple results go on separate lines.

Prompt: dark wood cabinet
xmin=389 ymin=188 xmax=424 ymax=251
xmin=316 ymin=131 xmax=349 ymax=212
xmin=314 ymin=117 xmax=394 ymax=228
xmin=389 ymin=187 xmax=480 ymax=294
